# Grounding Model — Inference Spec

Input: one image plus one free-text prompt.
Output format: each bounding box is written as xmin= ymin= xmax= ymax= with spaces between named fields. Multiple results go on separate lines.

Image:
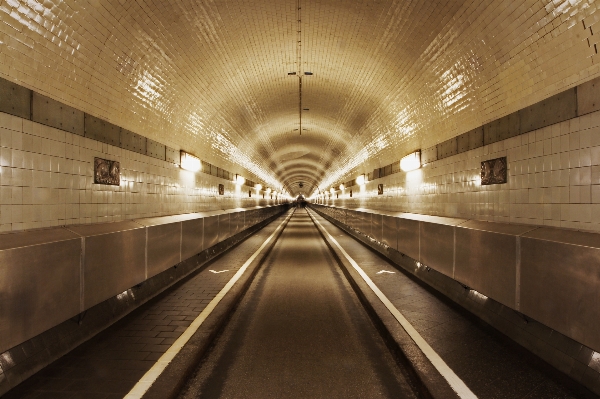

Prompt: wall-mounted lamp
xmin=266 ymin=188 xmax=272 ymax=194
xmin=339 ymin=183 xmax=345 ymax=190
xmin=234 ymin=174 xmax=245 ymax=185
xmin=356 ymin=174 xmax=366 ymax=185
xmin=180 ymin=151 xmax=201 ymax=172
xmin=400 ymin=150 xmax=421 ymax=172
xmin=255 ymin=184 xmax=262 ymax=191
xmin=330 ymin=187 xmax=335 ymax=194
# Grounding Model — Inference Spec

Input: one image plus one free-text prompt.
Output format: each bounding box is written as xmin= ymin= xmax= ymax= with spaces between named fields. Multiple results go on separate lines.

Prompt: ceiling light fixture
xmin=234 ymin=174 xmax=245 ymax=185
xmin=400 ymin=150 xmax=421 ymax=172
xmin=180 ymin=151 xmax=201 ymax=172
xmin=356 ymin=174 xmax=366 ymax=185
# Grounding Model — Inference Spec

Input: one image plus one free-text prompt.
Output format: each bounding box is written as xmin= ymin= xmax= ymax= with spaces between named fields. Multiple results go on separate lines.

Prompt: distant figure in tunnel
xmin=295 ymin=195 xmax=306 ymax=208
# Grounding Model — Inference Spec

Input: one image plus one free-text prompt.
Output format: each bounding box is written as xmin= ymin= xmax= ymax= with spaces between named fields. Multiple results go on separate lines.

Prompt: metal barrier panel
xmin=203 ymin=215 xmax=219 ymax=249
xmin=357 ymin=210 xmax=372 ymax=237
xmin=69 ymin=221 xmax=146 ymax=310
xmin=181 ymin=216 xmax=204 ymax=260
xmin=521 ymin=228 xmax=600 ymax=352
xmin=419 ymin=219 xmax=457 ymax=277
xmin=218 ymin=213 xmax=231 ymax=242
xmin=454 ymin=221 xmax=536 ymax=308
xmin=229 ymin=210 xmax=242 ymax=236
xmin=136 ymin=216 xmax=183 ymax=279
xmin=371 ymin=212 xmax=383 ymax=243
xmin=347 ymin=209 xmax=358 ymax=231
xmin=381 ymin=214 xmax=398 ymax=250
xmin=396 ymin=218 xmax=420 ymax=261
xmin=0 ymin=228 xmax=81 ymax=354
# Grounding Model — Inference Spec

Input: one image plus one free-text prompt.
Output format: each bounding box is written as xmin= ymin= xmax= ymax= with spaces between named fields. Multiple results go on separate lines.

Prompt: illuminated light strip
xmin=309 ymin=210 xmax=478 ymax=399
xmin=123 ymin=211 xmax=294 ymax=399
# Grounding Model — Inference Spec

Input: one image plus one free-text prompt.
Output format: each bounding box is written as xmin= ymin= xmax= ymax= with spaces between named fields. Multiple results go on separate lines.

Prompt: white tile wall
xmin=0 ymin=113 xmax=281 ymax=233
xmin=324 ymin=110 xmax=600 ymax=233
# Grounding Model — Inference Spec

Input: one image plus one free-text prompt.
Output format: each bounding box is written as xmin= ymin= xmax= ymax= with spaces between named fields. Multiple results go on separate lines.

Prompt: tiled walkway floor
xmin=3 ymin=213 xmax=290 ymax=399
xmin=309 ymin=210 xmax=596 ymax=399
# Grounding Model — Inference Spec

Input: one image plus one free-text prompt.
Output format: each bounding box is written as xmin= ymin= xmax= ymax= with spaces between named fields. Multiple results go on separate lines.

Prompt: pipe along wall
xmin=310 ymin=203 xmax=600 ymax=395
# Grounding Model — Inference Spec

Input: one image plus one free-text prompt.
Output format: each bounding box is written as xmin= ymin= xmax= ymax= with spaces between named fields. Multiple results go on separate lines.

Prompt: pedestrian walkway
xmin=179 ymin=210 xmax=418 ymax=399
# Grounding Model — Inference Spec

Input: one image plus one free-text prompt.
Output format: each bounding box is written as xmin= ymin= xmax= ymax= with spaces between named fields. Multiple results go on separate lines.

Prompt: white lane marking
xmin=209 ymin=269 xmax=229 ymax=274
xmin=310 ymin=211 xmax=478 ymax=399
xmin=123 ymin=212 xmax=293 ymax=399
xmin=376 ymin=270 xmax=395 ymax=274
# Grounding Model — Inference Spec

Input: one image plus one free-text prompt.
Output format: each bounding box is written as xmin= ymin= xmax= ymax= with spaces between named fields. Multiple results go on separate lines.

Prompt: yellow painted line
xmin=124 ymin=211 xmax=293 ymax=399
xmin=309 ymin=210 xmax=478 ymax=399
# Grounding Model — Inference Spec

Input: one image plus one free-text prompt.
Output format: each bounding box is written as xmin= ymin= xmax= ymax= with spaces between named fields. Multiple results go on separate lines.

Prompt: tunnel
xmin=0 ymin=0 xmax=600 ymax=398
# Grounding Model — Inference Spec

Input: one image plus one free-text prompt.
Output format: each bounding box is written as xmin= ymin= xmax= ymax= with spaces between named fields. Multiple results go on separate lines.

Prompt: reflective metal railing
xmin=0 ymin=205 xmax=286 ymax=354
xmin=311 ymin=204 xmax=600 ymax=353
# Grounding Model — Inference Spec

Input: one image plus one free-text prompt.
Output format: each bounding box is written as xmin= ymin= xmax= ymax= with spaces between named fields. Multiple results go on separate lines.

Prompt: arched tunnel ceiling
xmin=1 ymin=0 xmax=598 ymax=196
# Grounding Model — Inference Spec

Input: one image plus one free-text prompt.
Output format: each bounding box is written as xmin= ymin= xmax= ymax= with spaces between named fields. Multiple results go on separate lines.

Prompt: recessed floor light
xmin=303 ymin=108 xmax=309 ymax=111
xmin=288 ymin=72 xmax=297 ymax=75
xmin=304 ymin=72 xmax=313 ymax=75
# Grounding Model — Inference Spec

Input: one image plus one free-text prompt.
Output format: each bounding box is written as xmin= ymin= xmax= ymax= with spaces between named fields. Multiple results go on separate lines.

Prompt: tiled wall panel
xmin=0 ymin=113 xmax=281 ymax=232
xmin=322 ymin=108 xmax=600 ymax=233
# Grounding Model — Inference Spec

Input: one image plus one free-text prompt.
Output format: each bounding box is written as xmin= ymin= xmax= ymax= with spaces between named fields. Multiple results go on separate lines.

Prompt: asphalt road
xmin=178 ymin=209 xmax=418 ymax=399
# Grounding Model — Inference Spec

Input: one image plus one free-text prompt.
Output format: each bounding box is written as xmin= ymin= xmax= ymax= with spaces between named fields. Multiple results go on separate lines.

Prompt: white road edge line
xmin=123 ymin=211 xmax=293 ymax=399
xmin=310 ymin=211 xmax=478 ymax=399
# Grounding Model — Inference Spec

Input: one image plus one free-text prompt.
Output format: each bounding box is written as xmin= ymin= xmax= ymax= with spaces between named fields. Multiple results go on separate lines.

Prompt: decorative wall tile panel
xmin=94 ymin=158 xmax=120 ymax=186
xmin=481 ymin=157 xmax=507 ymax=186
